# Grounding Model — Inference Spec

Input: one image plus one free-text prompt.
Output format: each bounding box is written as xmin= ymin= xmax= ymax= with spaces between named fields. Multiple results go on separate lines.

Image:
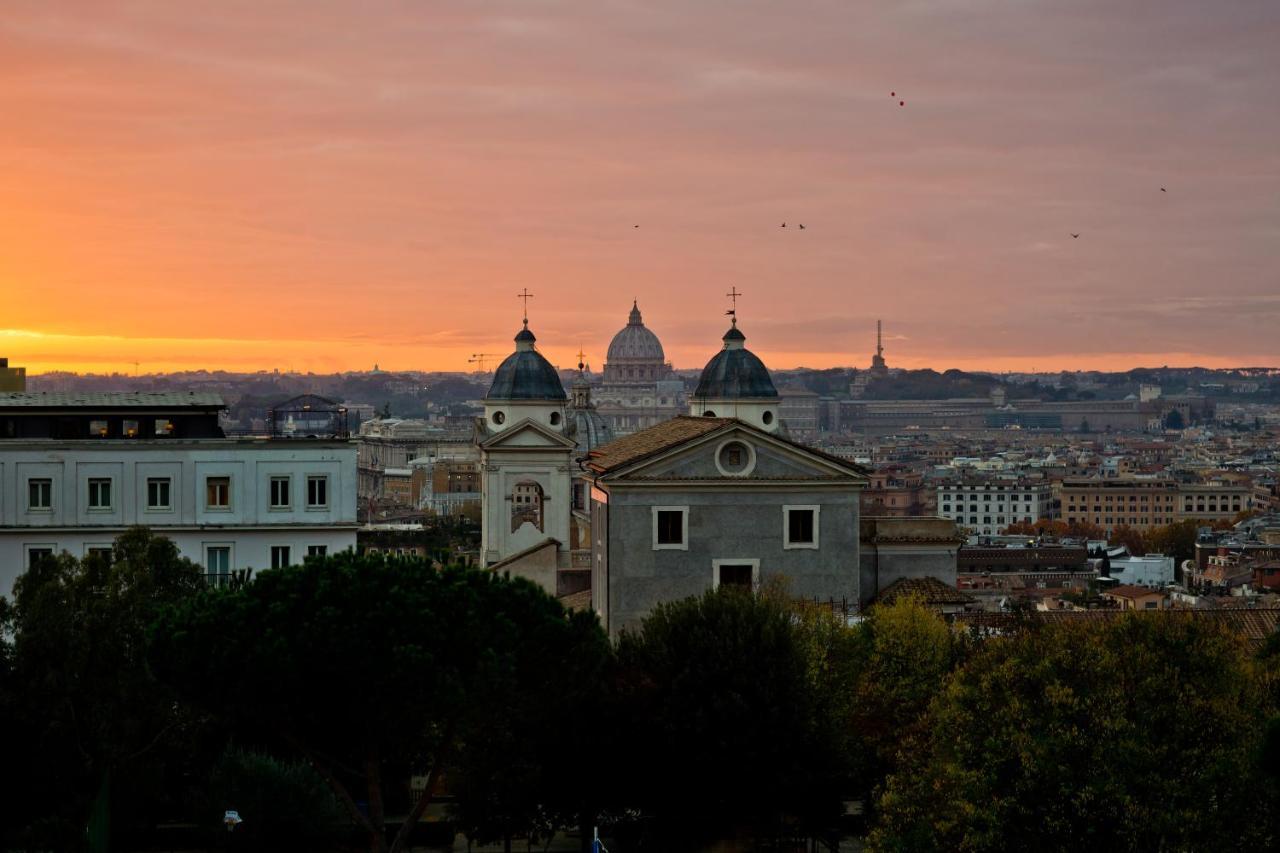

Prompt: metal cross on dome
xmin=517 ymin=288 xmax=534 ymax=322
xmin=725 ymin=286 xmax=743 ymax=323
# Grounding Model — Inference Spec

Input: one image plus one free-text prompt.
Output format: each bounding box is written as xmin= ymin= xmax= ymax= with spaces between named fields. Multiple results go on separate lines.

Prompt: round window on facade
xmin=716 ymin=440 xmax=755 ymax=476
xmin=550 ymin=411 xmax=562 ymax=426
xmin=762 ymin=410 xmax=774 ymax=425
xmin=703 ymin=410 xmax=717 ymax=418
xmin=492 ymin=411 xmax=506 ymax=425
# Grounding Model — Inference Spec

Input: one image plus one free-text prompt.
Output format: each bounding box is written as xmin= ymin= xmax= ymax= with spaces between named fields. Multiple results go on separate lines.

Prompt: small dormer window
xmin=550 ymin=411 xmax=562 ymax=426
xmin=703 ymin=410 xmax=717 ymax=418
xmin=762 ymin=411 xmax=774 ymax=425
xmin=492 ymin=411 xmax=506 ymax=425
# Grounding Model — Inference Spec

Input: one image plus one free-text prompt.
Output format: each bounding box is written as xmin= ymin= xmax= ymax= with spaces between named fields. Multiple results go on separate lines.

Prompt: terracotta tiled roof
xmin=1033 ymin=608 xmax=1280 ymax=647
xmin=0 ymin=391 xmax=225 ymax=409
xmin=487 ymin=537 xmax=560 ymax=572
xmin=557 ymin=589 xmax=593 ymax=611
xmin=1104 ymin=584 xmax=1164 ymax=600
xmin=585 ymin=414 xmax=869 ymax=477
xmin=584 ymin=416 xmax=737 ymax=473
xmin=877 ymin=576 xmax=975 ymax=607
xmin=625 ymin=474 xmax=851 ymax=482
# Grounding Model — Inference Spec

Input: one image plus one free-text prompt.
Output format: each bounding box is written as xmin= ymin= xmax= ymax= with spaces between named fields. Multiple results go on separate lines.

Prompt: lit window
xmin=122 ymin=420 xmax=139 ymax=438
xmin=89 ymin=420 xmax=109 ymax=437
xmin=206 ymin=476 xmax=231 ymax=509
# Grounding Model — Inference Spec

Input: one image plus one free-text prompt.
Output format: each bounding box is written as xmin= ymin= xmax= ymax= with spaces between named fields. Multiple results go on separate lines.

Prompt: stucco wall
xmin=603 ymin=487 xmax=860 ymax=635
xmin=0 ymin=440 xmax=357 ymax=597
xmin=858 ymin=517 xmax=961 ymax=606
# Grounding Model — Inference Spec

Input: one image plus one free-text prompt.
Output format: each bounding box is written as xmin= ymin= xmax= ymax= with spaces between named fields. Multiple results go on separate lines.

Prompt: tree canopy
xmin=149 ymin=554 xmax=610 ymax=853
xmin=1 ymin=527 xmax=205 ymax=850
xmin=871 ymin=614 xmax=1277 ymax=851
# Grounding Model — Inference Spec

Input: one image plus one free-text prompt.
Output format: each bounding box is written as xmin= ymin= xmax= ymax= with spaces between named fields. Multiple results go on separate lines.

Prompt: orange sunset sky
xmin=2 ymin=1 xmax=1278 ymax=376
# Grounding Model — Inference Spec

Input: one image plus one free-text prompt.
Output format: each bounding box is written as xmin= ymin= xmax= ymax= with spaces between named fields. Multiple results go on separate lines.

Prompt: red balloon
xmin=899 ymin=100 xmax=905 ymax=106
xmin=891 ymin=91 xmax=895 ymax=96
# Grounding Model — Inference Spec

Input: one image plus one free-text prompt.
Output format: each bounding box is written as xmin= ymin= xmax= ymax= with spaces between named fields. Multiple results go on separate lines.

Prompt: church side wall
xmin=604 ymin=487 xmax=860 ymax=635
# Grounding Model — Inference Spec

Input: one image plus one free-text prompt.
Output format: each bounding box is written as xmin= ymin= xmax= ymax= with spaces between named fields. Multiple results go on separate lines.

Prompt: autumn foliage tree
xmin=1001 ymin=518 xmax=1106 ymax=540
xmin=871 ymin=614 xmax=1277 ymax=851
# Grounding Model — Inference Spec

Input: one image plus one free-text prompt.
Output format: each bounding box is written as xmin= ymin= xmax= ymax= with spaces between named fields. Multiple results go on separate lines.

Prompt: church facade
xmin=477 ymin=308 xmax=959 ymax=632
xmin=475 ymin=321 xmax=607 ymax=595
xmin=586 ymin=318 xmax=870 ymax=635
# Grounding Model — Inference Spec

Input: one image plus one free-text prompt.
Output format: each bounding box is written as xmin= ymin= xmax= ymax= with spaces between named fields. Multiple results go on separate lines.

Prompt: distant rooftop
xmin=0 ymin=391 xmax=225 ymax=409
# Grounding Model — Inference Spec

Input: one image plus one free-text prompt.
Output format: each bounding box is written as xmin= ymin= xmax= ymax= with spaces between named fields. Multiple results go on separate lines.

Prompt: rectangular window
xmin=713 ymin=558 xmax=760 ymax=591
xmin=28 ymin=478 xmax=52 ymax=511
xmin=307 ymin=475 xmax=328 ymax=508
xmin=86 ymin=547 xmax=113 ymax=563
xmin=206 ymin=546 xmax=231 ymax=587
xmin=270 ymin=476 xmax=291 ymax=509
xmin=146 ymin=477 xmax=172 ymax=510
xmin=87 ymin=478 xmax=112 ymax=510
xmin=784 ymin=506 xmax=818 ymax=549
xmin=89 ymin=419 xmax=109 ymax=437
xmin=718 ymin=564 xmax=754 ymax=589
xmin=27 ymin=547 xmax=54 ymax=568
xmin=270 ymin=545 xmax=291 ymax=569
xmin=155 ymin=418 xmax=175 ymax=436
xmin=122 ymin=419 xmax=140 ymax=438
xmin=306 ymin=545 xmax=328 ymax=558
xmin=206 ymin=476 xmax=231 ymax=509
xmin=656 ymin=509 xmax=685 ymax=546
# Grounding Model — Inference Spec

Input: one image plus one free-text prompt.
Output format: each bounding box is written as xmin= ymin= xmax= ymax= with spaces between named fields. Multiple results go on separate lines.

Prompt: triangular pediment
xmin=602 ymin=422 xmax=867 ymax=484
xmin=479 ymin=417 xmax=577 ymax=450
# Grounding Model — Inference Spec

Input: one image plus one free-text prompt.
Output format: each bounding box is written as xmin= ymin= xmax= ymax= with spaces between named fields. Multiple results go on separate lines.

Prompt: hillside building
xmin=0 ymin=391 xmax=357 ymax=597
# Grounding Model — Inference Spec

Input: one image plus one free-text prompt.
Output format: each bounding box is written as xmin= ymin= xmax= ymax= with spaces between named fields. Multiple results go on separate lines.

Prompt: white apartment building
xmin=937 ymin=481 xmax=1054 ymax=536
xmin=0 ymin=392 xmax=357 ymax=597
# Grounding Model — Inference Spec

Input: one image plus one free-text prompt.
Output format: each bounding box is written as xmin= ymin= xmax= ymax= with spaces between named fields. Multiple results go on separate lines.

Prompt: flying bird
xmin=798 ymin=224 xmax=806 ymax=230
xmin=780 ymin=222 xmax=786 ymax=228
xmin=1160 ymin=187 xmax=1167 ymax=192
xmin=1070 ymin=233 xmax=1080 ymax=239
xmin=633 ymin=224 xmax=639 ymax=228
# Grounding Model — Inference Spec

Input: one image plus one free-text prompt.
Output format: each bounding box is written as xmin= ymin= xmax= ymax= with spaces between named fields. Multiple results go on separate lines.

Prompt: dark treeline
xmin=2 ymin=528 xmax=1279 ymax=852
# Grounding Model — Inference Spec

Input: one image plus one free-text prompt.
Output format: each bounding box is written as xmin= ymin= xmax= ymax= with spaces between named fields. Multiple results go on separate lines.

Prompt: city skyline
xmin=3 ymin=1 xmax=1278 ymax=374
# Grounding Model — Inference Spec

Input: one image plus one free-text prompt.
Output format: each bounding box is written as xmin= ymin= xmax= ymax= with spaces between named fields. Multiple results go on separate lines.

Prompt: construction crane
xmin=468 ymin=353 xmax=503 ymax=373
